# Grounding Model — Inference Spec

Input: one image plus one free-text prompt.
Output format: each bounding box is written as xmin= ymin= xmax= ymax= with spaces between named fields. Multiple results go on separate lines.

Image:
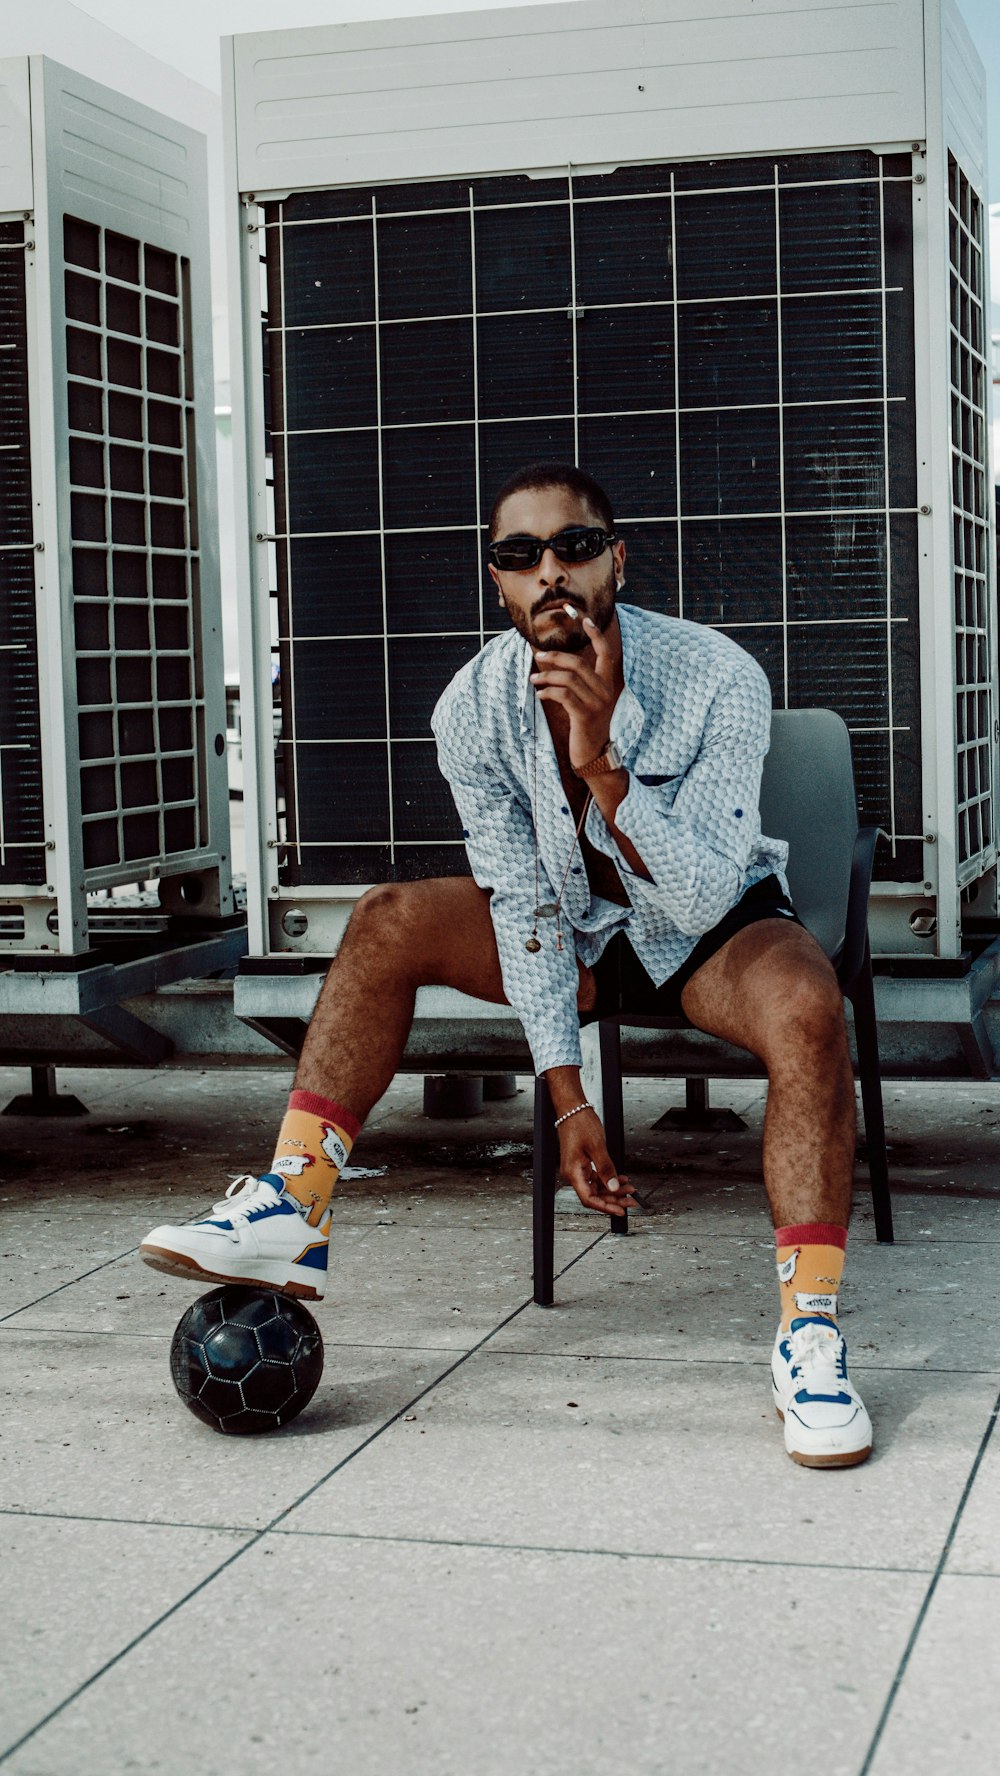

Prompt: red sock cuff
xmin=775 ymin=1222 xmax=848 ymax=1251
xmin=288 ymin=1089 xmax=361 ymax=1142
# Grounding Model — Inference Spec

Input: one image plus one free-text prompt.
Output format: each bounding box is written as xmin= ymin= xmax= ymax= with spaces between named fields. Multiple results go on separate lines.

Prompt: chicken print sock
xmin=263 ymin=1089 xmax=360 ymax=1227
xmin=775 ymin=1222 xmax=847 ymax=1330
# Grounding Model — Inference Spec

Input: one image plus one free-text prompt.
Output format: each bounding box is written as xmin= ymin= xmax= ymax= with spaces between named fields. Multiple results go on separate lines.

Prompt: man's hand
xmin=529 ymin=615 xmax=619 ymax=770
xmin=558 ymin=1107 xmax=637 ymax=1217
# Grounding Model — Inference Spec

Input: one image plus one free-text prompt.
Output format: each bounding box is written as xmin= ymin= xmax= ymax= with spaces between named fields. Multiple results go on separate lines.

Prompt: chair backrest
xmin=758 ymin=709 xmax=858 ymax=963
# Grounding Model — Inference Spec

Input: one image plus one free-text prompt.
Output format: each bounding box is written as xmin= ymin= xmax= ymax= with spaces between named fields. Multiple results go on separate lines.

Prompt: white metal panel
xmin=0 ymin=58 xmax=33 ymax=213
xmin=31 ymin=57 xmax=233 ymax=925
xmin=37 ymin=57 xmax=199 ymax=251
xmin=940 ymin=0 xmax=988 ymax=192
xmin=230 ymin=0 xmax=927 ymax=195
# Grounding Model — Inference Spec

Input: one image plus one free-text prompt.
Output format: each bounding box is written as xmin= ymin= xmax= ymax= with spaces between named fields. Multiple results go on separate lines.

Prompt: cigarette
xmin=562 ymin=603 xmax=579 ymax=619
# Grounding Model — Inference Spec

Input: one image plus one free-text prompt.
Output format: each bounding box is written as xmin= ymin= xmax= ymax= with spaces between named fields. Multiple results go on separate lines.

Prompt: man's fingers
xmin=530 ymin=668 xmax=605 ymax=705
xmin=565 ymin=1163 xmax=638 ymax=1216
xmin=582 ymin=615 xmax=614 ymax=678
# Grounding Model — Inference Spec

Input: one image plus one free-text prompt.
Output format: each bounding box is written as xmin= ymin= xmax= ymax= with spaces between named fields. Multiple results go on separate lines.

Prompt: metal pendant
xmin=534 ymin=903 xmax=559 ymax=919
xmin=525 ymin=936 xmax=542 ymax=953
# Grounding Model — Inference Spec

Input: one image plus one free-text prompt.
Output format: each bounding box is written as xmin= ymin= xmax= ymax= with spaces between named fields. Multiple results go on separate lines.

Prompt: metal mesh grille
xmin=0 ymin=220 xmax=46 ymax=887
xmin=947 ymin=157 xmax=993 ymax=877
xmin=259 ymin=150 xmax=920 ymax=888
xmin=64 ymin=216 xmax=204 ymax=875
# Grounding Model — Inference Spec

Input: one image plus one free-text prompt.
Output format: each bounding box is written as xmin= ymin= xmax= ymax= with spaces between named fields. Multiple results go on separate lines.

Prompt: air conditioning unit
xmin=0 ymin=56 xmax=233 ymax=958
xmin=223 ymin=0 xmax=995 ymax=1031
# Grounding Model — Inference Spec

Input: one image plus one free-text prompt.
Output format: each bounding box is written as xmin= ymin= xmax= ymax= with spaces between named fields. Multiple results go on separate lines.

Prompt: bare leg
xmin=679 ymin=921 xmax=855 ymax=1228
xmin=292 ymin=879 xmax=513 ymax=1118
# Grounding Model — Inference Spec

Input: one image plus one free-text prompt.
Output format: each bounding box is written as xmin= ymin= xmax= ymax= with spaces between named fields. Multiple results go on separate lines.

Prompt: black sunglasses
xmin=487 ymin=526 xmax=617 ymax=573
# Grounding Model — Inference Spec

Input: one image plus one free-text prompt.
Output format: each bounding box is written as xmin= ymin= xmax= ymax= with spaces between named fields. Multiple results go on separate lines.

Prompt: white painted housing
xmin=0 ymin=56 xmax=232 ymax=954
xmin=225 ymin=0 xmax=994 ymax=965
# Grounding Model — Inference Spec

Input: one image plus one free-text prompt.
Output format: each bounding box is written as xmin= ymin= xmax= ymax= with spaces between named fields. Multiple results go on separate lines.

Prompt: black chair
xmin=532 ymin=708 xmax=893 ymax=1307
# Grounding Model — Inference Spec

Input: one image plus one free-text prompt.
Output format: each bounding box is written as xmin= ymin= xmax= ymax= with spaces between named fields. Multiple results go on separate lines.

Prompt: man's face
xmin=488 ymin=485 xmax=626 ymax=654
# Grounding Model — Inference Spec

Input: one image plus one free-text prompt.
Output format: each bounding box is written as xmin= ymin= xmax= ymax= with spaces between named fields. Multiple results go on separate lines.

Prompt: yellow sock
xmin=264 ymin=1089 xmax=360 ymax=1227
xmin=775 ymin=1222 xmax=847 ymax=1330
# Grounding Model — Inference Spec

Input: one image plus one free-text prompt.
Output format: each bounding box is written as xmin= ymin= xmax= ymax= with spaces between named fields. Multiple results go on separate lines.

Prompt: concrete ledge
xmin=4 ymin=940 xmax=1000 ymax=1078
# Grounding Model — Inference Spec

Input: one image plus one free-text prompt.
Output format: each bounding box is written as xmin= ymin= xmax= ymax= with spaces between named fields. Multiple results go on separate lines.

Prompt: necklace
xmin=526 ymin=683 xmax=591 ymax=954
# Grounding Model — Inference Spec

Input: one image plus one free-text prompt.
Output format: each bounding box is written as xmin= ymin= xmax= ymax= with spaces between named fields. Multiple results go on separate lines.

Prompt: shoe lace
xmin=788 ymin=1319 xmax=847 ymax=1391
xmin=208 ymin=1174 xmax=283 ymax=1222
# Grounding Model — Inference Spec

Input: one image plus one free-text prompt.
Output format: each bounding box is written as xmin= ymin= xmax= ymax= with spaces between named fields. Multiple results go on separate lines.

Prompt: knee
xmin=769 ymin=965 xmax=847 ymax=1064
xmin=347 ymin=882 xmax=421 ymax=950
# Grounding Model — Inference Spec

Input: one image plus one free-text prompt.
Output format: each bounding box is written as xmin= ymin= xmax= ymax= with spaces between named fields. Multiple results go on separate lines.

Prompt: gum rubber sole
xmin=775 ymin=1404 xmax=873 ymax=1468
xmin=139 ymin=1243 xmax=323 ymax=1302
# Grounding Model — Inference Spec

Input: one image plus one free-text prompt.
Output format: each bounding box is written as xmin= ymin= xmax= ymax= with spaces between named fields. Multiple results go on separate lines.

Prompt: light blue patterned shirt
xmin=431 ymin=603 xmax=789 ymax=1074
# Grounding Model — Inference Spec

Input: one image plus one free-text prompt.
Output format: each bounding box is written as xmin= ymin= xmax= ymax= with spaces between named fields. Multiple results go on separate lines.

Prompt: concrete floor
xmin=1 ymin=1063 xmax=999 ymax=1775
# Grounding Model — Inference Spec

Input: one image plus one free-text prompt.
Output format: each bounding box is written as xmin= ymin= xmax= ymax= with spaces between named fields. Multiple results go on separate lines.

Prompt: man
xmin=142 ymin=462 xmax=871 ymax=1469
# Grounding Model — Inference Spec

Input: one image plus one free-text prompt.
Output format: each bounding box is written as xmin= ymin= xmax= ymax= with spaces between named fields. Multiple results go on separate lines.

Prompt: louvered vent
xmin=0 ymin=220 xmax=46 ymax=887
xmin=946 ymin=156 xmax=993 ymax=877
xmin=64 ymin=216 xmax=205 ymax=872
xmin=259 ymin=150 xmax=920 ymax=887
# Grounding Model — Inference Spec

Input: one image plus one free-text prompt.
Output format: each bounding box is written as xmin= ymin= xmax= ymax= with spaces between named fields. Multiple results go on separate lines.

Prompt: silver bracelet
xmin=553 ymin=1101 xmax=593 ymax=1128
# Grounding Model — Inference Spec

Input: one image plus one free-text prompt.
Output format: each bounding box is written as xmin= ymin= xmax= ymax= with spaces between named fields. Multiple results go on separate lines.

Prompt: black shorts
xmin=580 ymin=874 xmax=802 ymax=1029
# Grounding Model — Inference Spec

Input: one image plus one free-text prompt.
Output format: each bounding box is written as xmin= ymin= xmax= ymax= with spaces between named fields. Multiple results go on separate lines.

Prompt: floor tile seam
xmin=260 ymin=1232 xmax=610 ymax=1537
xmin=0 ymin=1327 xmax=465 ymax=1351
xmin=0 ymin=1326 xmax=172 ymax=1340
xmin=3 ymin=1319 xmax=995 ymax=1381
xmin=262 ymin=1526 xmax=936 ymax=1579
xmin=0 ymin=1533 xmax=263 ymax=1769
xmin=0 ymin=1251 xmax=141 ymax=1323
xmin=0 ymin=1506 xmax=946 ymax=1577
xmin=0 ymin=1506 xmax=259 ymax=1535
xmin=938 ymin=1566 xmax=1000 ymax=1581
xmin=479 ymin=1349 xmax=1000 ymax=1376
xmin=858 ymin=1377 xmax=1000 ymax=1776
xmin=0 ymin=1232 xmax=608 ymax=1769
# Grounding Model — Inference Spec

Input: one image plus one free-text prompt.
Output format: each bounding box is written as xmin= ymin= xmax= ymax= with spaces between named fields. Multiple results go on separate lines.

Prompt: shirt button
xmin=561 ymin=805 xmax=570 ymax=814
xmin=572 ymin=866 xmax=582 ymax=874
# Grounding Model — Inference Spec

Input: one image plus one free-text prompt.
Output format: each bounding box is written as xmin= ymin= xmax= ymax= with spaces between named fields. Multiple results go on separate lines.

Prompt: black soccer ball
xmin=169 ymin=1286 xmax=324 ymax=1435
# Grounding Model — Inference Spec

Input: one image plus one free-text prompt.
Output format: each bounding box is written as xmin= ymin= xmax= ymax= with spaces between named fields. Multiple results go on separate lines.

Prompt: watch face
xmin=606 ymin=742 xmax=623 ymax=769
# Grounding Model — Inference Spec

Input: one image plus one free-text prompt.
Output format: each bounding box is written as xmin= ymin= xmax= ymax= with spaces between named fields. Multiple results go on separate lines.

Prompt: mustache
xmin=534 ymin=598 xmax=580 ymax=618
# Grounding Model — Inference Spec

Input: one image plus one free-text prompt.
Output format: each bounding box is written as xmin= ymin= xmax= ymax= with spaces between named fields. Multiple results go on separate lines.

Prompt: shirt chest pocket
xmin=635 ymin=771 xmax=683 ymax=808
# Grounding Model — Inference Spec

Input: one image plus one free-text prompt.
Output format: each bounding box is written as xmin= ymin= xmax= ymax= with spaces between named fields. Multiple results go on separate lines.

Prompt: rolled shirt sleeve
xmin=432 ymin=703 xmax=585 ymax=1074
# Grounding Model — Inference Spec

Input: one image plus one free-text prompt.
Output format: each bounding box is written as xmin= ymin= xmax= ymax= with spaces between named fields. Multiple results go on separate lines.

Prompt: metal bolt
xmin=45 ymin=840 xmax=55 ymax=850
xmin=912 ymin=143 xmax=922 ymax=152
xmin=925 ymin=834 xmax=936 ymax=844
xmin=24 ymin=240 xmax=34 ymax=250
xmin=34 ymin=540 xmax=44 ymax=551
xmin=913 ymin=173 xmax=925 ymax=184
xmin=23 ymin=211 xmax=31 ymax=221
xmin=919 ymin=505 xmax=931 ymax=515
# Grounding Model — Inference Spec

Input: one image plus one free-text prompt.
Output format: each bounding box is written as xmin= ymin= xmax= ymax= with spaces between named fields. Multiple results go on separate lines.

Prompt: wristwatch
xmin=576 ymin=739 xmax=624 ymax=779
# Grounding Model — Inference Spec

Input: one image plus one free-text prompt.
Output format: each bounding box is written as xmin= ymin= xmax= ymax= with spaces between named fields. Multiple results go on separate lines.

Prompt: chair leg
xmin=848 ymin=945 xmax=894 ymax=1244
xmin=599 ymin=1021 xmax=628 ymax=1238
xmin=532 ymin=1075 xmax=559 ymax=1305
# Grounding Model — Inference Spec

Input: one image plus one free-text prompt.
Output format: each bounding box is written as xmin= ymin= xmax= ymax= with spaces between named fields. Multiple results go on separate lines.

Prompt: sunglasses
xmin=487 ymin=526 xmax=617 ymax=573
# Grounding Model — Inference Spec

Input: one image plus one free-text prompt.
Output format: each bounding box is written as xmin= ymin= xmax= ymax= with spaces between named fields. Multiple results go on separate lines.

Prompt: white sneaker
xmin=140 ymin=1175 xmax=330 ymax=1300
xmin=771 ymin=1315 xmax=873 ymax=1468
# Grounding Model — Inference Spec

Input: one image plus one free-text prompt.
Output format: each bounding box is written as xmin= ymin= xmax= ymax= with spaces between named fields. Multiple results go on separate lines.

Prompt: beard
xmin=502 ymin=561 xmax=618 ymax=654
